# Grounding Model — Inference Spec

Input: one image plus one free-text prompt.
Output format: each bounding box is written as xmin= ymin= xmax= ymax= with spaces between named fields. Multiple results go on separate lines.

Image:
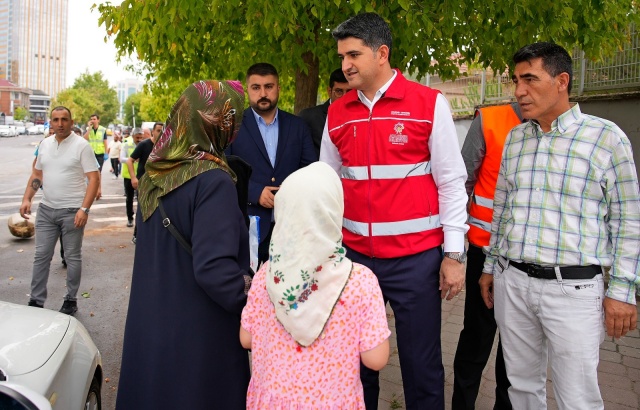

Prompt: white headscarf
xmin=267 ymin=162 xmax=353 ymax=347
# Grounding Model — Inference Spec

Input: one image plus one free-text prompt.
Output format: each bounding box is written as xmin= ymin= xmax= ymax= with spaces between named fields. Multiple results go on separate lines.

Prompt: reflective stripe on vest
xmin=341 ymin=161 xmax=431 ymax=180
xmin=344 ymin=214 xmax=441 ymax=237
xmin=468 ymin=216 xmax=491 ymax=232
xmin=473 ymin=194 xmax=493 ymax=209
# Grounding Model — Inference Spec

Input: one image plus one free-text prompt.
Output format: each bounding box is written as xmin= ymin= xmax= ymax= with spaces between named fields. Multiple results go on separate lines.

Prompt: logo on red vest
xmin=389 ymin=122 xmax=408 ymax=145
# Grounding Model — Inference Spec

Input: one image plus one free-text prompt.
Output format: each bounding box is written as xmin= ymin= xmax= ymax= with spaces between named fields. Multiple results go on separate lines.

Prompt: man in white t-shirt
xmin=108 ymin=134 xmax=123 ymax=178
xmin=20 ymin=106 xmax=100 ymax=315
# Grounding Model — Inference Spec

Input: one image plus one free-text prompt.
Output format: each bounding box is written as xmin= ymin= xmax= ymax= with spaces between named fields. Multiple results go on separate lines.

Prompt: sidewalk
xmin=377 ymin=291 xmax=640 ymax=409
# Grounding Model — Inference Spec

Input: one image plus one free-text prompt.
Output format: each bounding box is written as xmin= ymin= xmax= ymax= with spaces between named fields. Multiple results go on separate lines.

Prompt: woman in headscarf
xmin=240 ymin=162 xmax=391 ymax=409
xmin=116 ymin=80 xmax=251 ymax=410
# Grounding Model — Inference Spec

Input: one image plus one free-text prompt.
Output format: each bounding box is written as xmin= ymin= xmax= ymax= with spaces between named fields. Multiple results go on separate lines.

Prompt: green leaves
xmin=97 ymin=0 xmax=640 ymax=113
xmin=53 ymin=71 xmax=119 ymax=126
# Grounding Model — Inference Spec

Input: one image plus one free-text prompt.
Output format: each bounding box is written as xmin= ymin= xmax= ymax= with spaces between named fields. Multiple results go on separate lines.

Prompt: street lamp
xmin=132 ymin=104 xmax=136 ymax=128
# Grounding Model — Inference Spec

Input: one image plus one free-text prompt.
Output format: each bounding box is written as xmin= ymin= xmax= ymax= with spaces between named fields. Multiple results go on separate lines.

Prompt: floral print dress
xmin=241 ymin=262 xmax=391 ymax=409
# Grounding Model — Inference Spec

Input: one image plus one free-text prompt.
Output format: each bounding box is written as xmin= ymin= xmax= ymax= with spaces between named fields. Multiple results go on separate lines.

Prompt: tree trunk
xmin=293 ymin=50 xmax=320 ymax=115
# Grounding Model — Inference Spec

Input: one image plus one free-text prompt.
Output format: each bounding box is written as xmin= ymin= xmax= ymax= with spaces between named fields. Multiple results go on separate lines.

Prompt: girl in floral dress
xmin=240 ymin=162 xmax=390 ymax=409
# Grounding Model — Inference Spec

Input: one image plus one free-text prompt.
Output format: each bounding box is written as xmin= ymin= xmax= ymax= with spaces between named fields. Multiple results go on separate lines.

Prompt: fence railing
xmin=426 ymin=24 xmax=640 ymax=116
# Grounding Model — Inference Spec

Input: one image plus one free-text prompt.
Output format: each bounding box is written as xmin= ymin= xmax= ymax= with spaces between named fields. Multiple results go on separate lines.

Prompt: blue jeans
xmin=30 ymin=204 xmax=85 ymax=304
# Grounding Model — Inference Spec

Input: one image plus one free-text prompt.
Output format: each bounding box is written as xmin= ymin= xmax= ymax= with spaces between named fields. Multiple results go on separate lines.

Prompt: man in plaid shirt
xmin=479 ymin=42 xmax=640 ymax=409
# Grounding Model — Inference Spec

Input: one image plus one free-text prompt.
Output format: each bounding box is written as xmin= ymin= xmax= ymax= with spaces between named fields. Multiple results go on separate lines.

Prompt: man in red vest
xmin=452 ymin=103 xmax=523 ymax=410
xmin=321 ymin=13 xmax=468 ymax=410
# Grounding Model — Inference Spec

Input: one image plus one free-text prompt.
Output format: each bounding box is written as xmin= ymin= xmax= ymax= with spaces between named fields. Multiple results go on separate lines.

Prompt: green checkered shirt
xmin=483 ymin=104 xmax=640 ymax=304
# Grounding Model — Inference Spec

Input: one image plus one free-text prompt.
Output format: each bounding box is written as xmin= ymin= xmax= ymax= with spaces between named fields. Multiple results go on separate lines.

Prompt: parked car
xmin=0 ymin=125 xmax=17 ymax=137
xmin=27 ymin=126 xmax=41 ymax=135
xmin=0 ymin=301 xmax=102 ymax=410
xmin=13 ymin=122 xmax=27 ymax=135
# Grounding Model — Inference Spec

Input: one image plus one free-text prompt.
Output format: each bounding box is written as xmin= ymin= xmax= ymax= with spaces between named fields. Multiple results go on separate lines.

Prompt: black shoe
xmin=62 ymin=259 xmax=67 ymax=268
xmin=59 ymin=300 xmax=78 ymax=315
xmin=127 ymin=219 xmax=134 ymax=227
xmin=28 ymin=299 xmax=44 ymax=308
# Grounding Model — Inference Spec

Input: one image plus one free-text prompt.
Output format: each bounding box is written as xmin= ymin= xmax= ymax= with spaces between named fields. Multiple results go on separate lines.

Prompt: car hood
xmin=0 ymin=302 xmax=70 ymax=376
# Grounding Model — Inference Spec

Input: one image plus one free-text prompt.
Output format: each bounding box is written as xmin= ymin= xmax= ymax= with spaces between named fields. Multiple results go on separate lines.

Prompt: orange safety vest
xmin=467 ymin=104 xmax=521 ymax=247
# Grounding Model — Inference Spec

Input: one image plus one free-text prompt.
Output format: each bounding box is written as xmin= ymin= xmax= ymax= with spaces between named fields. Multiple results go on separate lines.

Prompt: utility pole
xmin=132 ymin=104 xmax=136 ymax=128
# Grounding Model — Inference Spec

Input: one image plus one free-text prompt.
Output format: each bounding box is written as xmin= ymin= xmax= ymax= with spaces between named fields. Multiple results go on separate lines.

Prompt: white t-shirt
xmin=108 ymin=140 xmax=122 ymax=158
xmin=35 ymin=132 xmax=98 ymax=208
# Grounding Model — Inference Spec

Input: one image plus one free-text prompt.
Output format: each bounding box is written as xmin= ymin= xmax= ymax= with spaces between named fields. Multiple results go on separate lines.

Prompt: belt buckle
xmin=526 ymin=264 xmax=543 ymax=278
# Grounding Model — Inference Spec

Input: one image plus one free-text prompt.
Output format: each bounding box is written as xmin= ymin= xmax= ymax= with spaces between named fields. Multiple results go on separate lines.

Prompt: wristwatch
xmin=444 ymin=251 xmax=467 ymax=264
xmin=80 ymin=207 xmax=90 ymax=215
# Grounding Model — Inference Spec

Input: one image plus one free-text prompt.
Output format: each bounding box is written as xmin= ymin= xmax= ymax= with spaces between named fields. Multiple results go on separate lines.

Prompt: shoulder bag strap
xmin=158 ymin=198 xmax=192 ymax=255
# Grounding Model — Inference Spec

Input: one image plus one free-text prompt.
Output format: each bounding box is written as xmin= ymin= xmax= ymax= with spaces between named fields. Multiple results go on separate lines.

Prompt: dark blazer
xmin=298 ymin=99 xmax=330 ymax=156
xmin=226 ymin=107 xmax=317 ymax=242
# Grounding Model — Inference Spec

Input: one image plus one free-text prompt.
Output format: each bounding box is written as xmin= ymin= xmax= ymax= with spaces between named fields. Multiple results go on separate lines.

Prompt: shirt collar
xmin=357 ymin=69 xmax=398 ymax=108
xmin=532 ymin=103 xmax=581 ymax=134
xmin=251 ymin=107 xmax=279 ymax=126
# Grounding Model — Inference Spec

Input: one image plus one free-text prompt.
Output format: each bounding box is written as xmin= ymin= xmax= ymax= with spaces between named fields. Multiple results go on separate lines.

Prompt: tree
xmin=138 ymin=79 xmax=192 ymax=123
xmin=98 ymin=1 xmax=639 ymax=113
xmin=14 ymin=106 xmax=29 ymax=121
xmin=54 ymin=71 xmax=119 ymax=125
xmin=52 ymin=88 xmax=98 ymax=125
xmin=124 ymin=92 xmax=143 ymax=126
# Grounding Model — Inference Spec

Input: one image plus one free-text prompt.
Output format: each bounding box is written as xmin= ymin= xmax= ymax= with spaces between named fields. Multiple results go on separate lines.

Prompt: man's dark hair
xmin=51 ymin=106 xmax=72 ymax=119
xmin=329 ymin=68 xmax=348 ymax=88
xmin=90 ymin=113 xmax=100 ymax=119
xmin=154 ymin=122 xmax=164 ymax=130
xmin=332 ymin=13 xmax=393 ymax=60
xmin=246 ymin=63 xmax=279 ymax=82
xmin=513 ymin=42 xmax=573 ymax=93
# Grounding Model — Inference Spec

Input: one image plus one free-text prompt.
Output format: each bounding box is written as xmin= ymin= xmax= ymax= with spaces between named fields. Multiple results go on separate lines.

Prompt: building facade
xmin=0 ymin=0 xmax=68 ymax=99
xmin=117 ymin=78 xmax=143 ymax=121
xmin=29 ymin=88 xmax=49 ymax=123
xmin=0 ymin=78 xmax=31 ymax=118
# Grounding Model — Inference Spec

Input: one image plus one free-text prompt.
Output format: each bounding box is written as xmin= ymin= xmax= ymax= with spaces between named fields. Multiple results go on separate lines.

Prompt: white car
xmin=14 ymin=123 xmax=27 ymax=135
xmin=0 ymin=301 xmax=102 ymax=410
xmin=0 ymin=125 xmax=17 ymax=137
xmin=27 ymin=126 xmax=41 ymax=135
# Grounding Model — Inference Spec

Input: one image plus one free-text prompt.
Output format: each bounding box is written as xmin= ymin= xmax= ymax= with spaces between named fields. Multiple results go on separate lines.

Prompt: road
xmin=2 ymin=134 xmax=639 ymax=410
xmin=0 ymin=133 xmax=133 ymax=409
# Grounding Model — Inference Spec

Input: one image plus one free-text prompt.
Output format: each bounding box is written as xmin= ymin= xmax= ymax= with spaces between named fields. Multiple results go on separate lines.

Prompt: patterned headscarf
xmin=137 ymin=80 xmax=244 ymax=221
xmin=267 ymin=162 xmax=353 ymax=347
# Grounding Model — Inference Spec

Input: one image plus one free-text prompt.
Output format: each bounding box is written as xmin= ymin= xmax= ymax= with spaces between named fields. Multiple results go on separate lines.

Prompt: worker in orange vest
xmin=452 ymin=102 xmax=524 ymax=410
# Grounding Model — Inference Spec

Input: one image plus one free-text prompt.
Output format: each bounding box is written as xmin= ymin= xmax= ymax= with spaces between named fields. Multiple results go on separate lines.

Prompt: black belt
xmin=509 ymin=261 xmax=601 ymax=280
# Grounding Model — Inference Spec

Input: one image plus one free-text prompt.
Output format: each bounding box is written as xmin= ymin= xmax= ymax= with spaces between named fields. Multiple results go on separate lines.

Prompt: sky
xmin=66 ymin=0 xmax=142 ymax=87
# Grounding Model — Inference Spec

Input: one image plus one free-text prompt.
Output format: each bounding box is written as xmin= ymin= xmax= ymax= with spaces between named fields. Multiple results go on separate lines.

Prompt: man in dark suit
xmin=227 ymin=62 xmax=316 ymax=263
xmin=298 ymin=68 xmax=351 ymax=156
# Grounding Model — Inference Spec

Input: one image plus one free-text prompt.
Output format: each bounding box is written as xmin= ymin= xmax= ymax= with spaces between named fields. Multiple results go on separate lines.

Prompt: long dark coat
xmin=116 ymin=169 xmax=251 ymax=410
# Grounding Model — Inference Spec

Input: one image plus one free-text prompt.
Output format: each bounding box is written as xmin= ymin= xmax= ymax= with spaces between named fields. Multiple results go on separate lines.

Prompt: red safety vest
xmin=467 ymin=104 xmax=521 ymax=246
xmin=327 ymin=71 xmax=443 ymax=258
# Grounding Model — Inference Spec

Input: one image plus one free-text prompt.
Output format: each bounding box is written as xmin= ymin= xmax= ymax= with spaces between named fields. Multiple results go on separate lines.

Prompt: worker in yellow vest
xmin=120 ymin=129 xmax=142 ymax=228
xmin=452 ymin=102 xmax=524 ymax=410
xmin=84 ymin=113 xmax=108 ymax=172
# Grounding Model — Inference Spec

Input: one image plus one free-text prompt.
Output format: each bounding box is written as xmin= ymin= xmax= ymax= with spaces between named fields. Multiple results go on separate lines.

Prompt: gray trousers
xmin=31 ymin=204 xmax=85 ymax=304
